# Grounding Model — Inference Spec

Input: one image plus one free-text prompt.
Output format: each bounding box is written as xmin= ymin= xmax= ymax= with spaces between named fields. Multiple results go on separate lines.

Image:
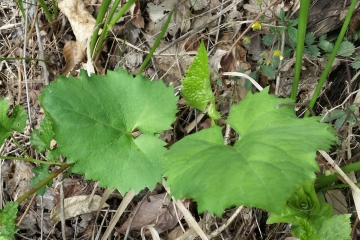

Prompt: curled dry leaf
xmin=62 ymin=40 xmax=85 ymax=75
xmin=50 ymin=195 xmax=109 ymax=223
xmin=58 ymin=0 xmax=96 ymax=51
xmin=118 ymin=193 xmax=190 ymax=234
xmin=130 ymin=0 xmax=145 ymax=28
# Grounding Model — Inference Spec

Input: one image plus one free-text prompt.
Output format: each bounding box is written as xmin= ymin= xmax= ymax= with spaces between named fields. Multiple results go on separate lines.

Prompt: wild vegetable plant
xmin=0 ymin=0 xmax=359 ymax=239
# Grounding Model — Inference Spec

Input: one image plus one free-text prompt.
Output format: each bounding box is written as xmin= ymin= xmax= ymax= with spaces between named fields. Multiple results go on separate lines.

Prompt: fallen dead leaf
xmin=118 ymin=193 xmax=190 ymax=234
xmin=146 ymin=0 xmax=191 ymax=36
xmin=167 ymin=225 xmax=184 ymax=240
xmin=325 ymin=189 xmax=348 ymax=215
xmin=189 ymin=0 xmax=209 ymax=11
xmin=130 ymin=0 xmax=145 ymax=28
xmin=58 ymin=0 xmax=96 ymax=51
xmin=3 ymin=161 xmax=34 ymax=204
xmin=62 ymin=40 xmax=85 ymax=75
xmin=50 ymin=195 xmax=109 ymax=223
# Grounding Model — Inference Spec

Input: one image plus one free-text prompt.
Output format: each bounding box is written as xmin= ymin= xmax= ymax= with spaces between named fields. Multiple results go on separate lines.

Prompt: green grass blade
xmin=90 ymin=0 xmax=112 ymax=56
xmin=304 ymin=0 xmax=358 ymax=117
xmin=137 ymin=9 xmax=174 ymax=74
xmin=38 ymin=0 xmax=53 ymax=22
xmin=290 ymin=0 xmax=310 ymax=100
xmin=51 ymin=0 xmax=58 ymax=19
xmin=93 ymin=0 xmax=136 ymax=59
xmin=15 ymin=0 xmax=26 ymax=19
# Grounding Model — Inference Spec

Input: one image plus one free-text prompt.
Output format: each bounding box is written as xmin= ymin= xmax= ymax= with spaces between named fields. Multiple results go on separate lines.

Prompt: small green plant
xmin=90 ymin=0 xmax=136 ymax=59
xmin=1 ymin=0 xmax=359 ymax=239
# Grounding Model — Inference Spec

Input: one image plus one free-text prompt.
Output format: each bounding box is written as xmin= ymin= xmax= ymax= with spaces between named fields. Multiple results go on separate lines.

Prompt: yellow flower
xmin=273 ymin=50 xmax=281 ymax=57
xmin=252 ymin=22 xmax=262 ymax=31
xmin=273 ymin=50 xmax=284 ymax=60
xmin=243 ymin=36 xmax=251 ymax=45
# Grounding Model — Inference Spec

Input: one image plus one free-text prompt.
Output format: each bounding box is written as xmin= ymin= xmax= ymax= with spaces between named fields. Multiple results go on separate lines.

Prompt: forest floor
xmin=1 ymin=0 xmax=360 ymax=239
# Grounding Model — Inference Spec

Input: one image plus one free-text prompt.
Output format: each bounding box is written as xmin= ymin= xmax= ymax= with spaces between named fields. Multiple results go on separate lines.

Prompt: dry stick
xmin=225 ymin=0 xmax=280 ymax=58
xmin=185 ymin=113 xmax=205 ymax=134
xmin=275 ymin=31 xmax=286 ymax=96
xmin=93 ymin=188 xmax=114 ymax=239
xmin=16 ymin=193 xmax=36 ymax=226
xmin=173 ymin=198 xmax=209 ymax=240
xmin=22 ymin=2 xmax=32 ymax=126
xmin=34 ymin=9 xmax=49 ymax=85
xmin=101 ymin=190 xmax=135 ymax=240
xmin=222 ymin=72 xmax=263 ymax=91
xmin=319 ymin=150 xmax=360 ymax=217
xmin=162 ymin=179 xmax=208 ymax=239
xmin=172 ymin=200 xmax=186 ymax=233
xmin=60 ymin=177 xmax=66 ymax=240
xmin=208 ymin=206 xmax=244 ymax=239
xmin=124 ymin=190 xmax=150 ymax=240
xmin=95 ymin=208 xmax=110 ymax=240
xmin=16 ymin=61 xmax=22 ymax=105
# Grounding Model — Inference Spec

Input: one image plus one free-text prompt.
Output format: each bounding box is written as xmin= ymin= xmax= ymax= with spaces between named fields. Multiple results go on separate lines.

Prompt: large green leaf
xmin=163 ymin=88 xmax=336 ymax=215
xmin=0 ymin=99 xmax=27 ymax=145
xmin=182 ymin=41 xmax=220 ymax=120
xmin=0 ymin=201 xmax=18 ymax=239
xmin=318 ymin=214 xmax=351 ymax=240
xmin=39 ymin=69 xmax=178 ymax=194
xmin=30 ymin=117 xmax=54 ymax=152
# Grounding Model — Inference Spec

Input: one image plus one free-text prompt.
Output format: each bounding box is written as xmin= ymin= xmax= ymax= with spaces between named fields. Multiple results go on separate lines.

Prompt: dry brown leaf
xmin=62 ymin=40 xmax=85 ymax=75
xmin=50 ymin=195 xmax=109 ymax=223
xmin=325 ymin=189 xmax=348 ymax=215
xmin=130 ymin=0 xmax=145 ymax=28
xmin=349 ymin=14 xmax=360 ymax=33
xmin=167 ymin=225 xmax=184 ymax=240
xmin=146 ymin=0 xmax=191 ymax=36
xmin=118 ymin=193 xmax=189 ymax=234
xmin=58 ymin=0 xmax=96 ymax=51
xmin=189 ymin=0 xmax=209 ymax=11
xmin=3 ymin=161 xmax=34 ymax=204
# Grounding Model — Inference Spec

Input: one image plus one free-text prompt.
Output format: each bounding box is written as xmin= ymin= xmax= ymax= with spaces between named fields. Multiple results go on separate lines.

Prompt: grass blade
xmin=137 ymin=9 xmax=174 ymax=74
xmin=304 ymin=0 xmax=358 ymax=117
xmin=290 ymin=0 xmax=309 ymax=100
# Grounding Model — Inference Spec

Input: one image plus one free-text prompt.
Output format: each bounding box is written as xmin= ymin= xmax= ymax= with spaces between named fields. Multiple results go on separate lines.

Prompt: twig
xmin=208 ymin=206 xmax=244 ymax=239
xmin=34 ymin=5 xmax=49 ymax=85
xmin=185 ymin=113 xmax=205 ymax=134
xmin=16 ymin=193 xmax=36 ymax=226
xmin=101 ymin=190 xmax=135 ymax=240
xmin=22 ymin=1 xmax=32 ymax=126
xmin=174 ymin=198 xmax=209 ymax=240
xmin=60 ymin=174 xmax=66 ymax=240
xmin=222 ymin=72 xmax=263 ymax=91
xmin=124 ymin=190 xmax=150 ymax=240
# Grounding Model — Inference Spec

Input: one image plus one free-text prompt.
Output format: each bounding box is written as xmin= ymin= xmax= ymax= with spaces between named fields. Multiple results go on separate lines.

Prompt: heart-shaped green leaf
xmin=164 ymin=88 xmax=336 ymax=215
xmin=39 ymin=69 xmax=178 ymax=194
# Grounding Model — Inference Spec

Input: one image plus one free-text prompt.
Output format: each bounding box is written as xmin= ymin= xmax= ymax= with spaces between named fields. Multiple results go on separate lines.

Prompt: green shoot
xmin=137 ymin=9 xmax=174 ymax=74
xmin=290 ymin=0 xmax=310 ymax=100
xmin=91 ymin=0 xmax=136 ymax=59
